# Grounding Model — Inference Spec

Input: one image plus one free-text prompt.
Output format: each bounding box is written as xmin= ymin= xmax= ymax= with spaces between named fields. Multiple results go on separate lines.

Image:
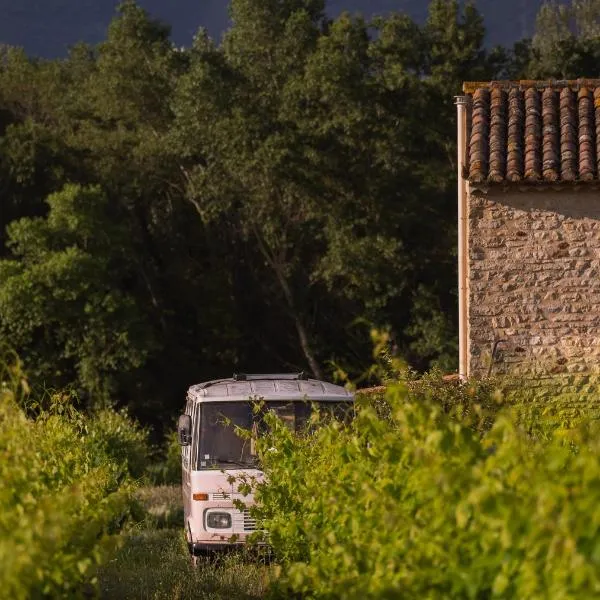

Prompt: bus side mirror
xmin=178 ymin=414 xmax=192 ymax=446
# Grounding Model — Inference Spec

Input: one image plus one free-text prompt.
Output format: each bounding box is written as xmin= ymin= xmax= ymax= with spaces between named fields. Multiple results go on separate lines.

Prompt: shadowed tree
xmin=528 ymin=0 xmax=600 ymax=77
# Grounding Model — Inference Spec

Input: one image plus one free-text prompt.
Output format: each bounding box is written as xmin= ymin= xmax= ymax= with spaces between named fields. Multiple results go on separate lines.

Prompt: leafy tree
xmin=425 ymin=0 xmax=487 ymax=93
xmin=0 ymin=48 xmax=77 ymax=256
xmin=175 ymin=0 xmax=335 ymax=378
xmin=0 ymin=184 xmax=155 ymax=405
xmin=51 ymin=2 xmax=242 ymax=420
xmin=528 ymin=0 xmax=600 ymax=77
xmin=0 ymin=0 xmax=519 ymax=425
xmin=0 ymin=3 xmax=239 ymax=423
xmin=173 ymin=0 xmax=503 ymax=379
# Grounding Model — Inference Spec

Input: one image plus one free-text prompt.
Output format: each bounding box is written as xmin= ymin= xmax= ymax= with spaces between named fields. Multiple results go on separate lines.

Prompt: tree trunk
xmin=252 ymin=227 xmax=323 ymax=379
xmin=274 ymin=267 xmax=323 ymax=379
xmin=292 ymin=312 xmax=323 ymax=380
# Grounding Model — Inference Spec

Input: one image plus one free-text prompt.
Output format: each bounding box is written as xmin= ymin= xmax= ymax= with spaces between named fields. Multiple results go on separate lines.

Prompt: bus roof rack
xmin=189 ymin=373 xmax=354 ymax=401
xmin=232 ymin=373 xmax=310 ymax=381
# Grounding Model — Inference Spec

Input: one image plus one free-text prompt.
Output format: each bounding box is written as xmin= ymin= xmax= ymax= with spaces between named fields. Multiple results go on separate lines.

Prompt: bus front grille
xmin=211 ymin=492 xmax=230 ymax=500
xmin=243 ymin=510 xmax=257 ymax=531
xmin=231 ymin=508 xmax=258 ymax=533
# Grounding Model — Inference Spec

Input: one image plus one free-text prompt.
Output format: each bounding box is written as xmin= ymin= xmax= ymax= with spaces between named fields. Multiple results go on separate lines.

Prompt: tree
xmin=0 ymin=184 xmax=155 ymax=405
xmin=172 ymin=0 xmax=498 ymax=378
xmin=0 ymin=0 xmax=511 ymax=424
xmin=528 ymin=0 xmax=600 ymax=78
xmin=0 ymin=3 xmax=241 ymax=425
xmin=0 ymin=48 xmax=77 ymax=257
xmin=425 ymin=0 xmax=487 ymax=94
xmin=175 ymin=0 xmax=334 ymax=378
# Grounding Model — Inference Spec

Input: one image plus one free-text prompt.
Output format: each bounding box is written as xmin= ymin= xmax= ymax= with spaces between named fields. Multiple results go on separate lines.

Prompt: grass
xmin=135 ymin=485 xmax=185 ymax=529
xmin=97 ymin=486 xmax=271 ymax=600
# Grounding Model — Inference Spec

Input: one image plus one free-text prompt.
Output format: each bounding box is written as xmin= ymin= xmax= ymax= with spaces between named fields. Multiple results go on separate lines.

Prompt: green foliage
xmin=173 ymin=0 xmax=503 ymax=380
xmin=356 ymin=369 xmax=504 ymax=434
xmin=86 ymin=407 xmax=151 ymax=479
xmin=0 ymin=0 xmax=499 ymax=422
xmin=96 ymin=484 xmax=271 ymax=598
xmin=2 ymin=0 xmax=588 ymax=430
xmin=0 ymin=361 xmax=140 ymax=598
xmin=0 ymin=183 xmax=155 ymax=406
xmin=404 ymin=286 xmax=458 ymax=372
xmin=146 ymin=429 xmax=183 ymax=486
xmin=250 ymin=381 xmax=600 ymax=598
xmin=425 ymin=0 xmax=487 ymax=92
xmin=98 ymin=527 xmax=270 ymax=599
xmin=528 ymin=0 xmax=600 ymax=78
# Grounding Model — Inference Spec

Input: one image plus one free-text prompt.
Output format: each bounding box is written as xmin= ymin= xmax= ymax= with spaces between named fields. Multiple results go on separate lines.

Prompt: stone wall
xmin=467 ymin=186 xmax=600 ymax=398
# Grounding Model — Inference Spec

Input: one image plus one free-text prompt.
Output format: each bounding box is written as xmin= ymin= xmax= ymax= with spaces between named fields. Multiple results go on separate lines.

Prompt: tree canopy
xmin=0 ymin=0 xmax=591 ymax=429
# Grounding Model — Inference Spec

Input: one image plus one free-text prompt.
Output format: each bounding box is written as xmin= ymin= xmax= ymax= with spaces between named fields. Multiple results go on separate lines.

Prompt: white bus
xmin=178 ymin=373 xmax=354 ymax=556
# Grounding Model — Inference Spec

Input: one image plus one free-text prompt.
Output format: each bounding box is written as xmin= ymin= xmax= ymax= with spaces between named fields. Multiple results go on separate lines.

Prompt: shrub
xmin=0 ymin=363 xmax=139 ymax=598
xmin=86 ymin=407 xmax=151 ymax=479
xmin=163 ymin=429 xmax=183 ymax=484
xmin=146 ymin=429 xmax=182 ymax=485
xmin=251 ymin=380 xmax=600 ymax=599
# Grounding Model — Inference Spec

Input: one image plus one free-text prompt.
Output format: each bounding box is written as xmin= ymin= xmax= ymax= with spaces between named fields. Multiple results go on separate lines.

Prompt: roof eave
xmin=467 ymin=179 xmax=600 ymax=193
xmin=463 ymin=79 xmax=600 ymax=93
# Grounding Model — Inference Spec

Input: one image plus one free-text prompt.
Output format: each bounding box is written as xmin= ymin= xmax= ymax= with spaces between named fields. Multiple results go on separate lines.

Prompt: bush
xmin=163 ymin=429 xmax=183 ymax=483
xmin=0 ymin=363 xmax=140 ymax=598
xmin=86 ymin=407 xmax=151 ymax=479
xmin=146 ymin=429 xmax=182 ymax=485
xmin=251 ymin=379 xmax=600 ymax=599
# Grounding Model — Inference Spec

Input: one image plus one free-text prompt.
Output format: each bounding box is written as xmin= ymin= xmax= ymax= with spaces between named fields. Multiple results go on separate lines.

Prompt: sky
xmin=0 ymin=0 xmax=545 ymax=59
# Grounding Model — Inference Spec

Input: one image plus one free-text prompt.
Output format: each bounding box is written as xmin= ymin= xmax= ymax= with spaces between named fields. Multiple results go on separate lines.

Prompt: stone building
xmin=456 ymin=80 xmax=600 ymax=397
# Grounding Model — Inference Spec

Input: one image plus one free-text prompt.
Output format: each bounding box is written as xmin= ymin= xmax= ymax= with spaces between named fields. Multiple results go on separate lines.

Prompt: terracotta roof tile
xmin=541 ymin=87 xmax=559 ymax=181
xmin=468 ymin=88 xmax=489 ymax=183
xmin=463 ymin=80 xmax=600 ymax=183
xmin=524 ymin=87 xmax=542 ymax=181
xmin=560 ymin=87 xmax=577 ymax=181
xmin=594 ymin=87 xmax=600 ymax=177
xmin=489 ymin=87 xmax=506 ymax=182
xmin=506 ymin=88 xmax=524 ymax=181
xmin=578 ymin=88 xmax=595 ymax=180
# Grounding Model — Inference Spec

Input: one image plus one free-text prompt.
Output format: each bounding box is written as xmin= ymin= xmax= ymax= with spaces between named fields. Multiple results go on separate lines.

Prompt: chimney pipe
xmin=455 ymin=95 xmax=470 ymax=380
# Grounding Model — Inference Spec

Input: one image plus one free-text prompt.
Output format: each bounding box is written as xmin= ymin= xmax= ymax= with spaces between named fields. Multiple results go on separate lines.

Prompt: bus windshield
xmin=196 ymin=400 xmax=352 ymax=469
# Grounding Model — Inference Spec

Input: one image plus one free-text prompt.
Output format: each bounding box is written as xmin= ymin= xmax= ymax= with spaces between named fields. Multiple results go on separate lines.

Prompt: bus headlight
xmin=206 ymin=512 xmax=232 ymax=529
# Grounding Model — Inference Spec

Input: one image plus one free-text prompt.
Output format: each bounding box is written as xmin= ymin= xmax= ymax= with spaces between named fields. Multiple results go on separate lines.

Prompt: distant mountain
xmin=0 ymin=0 xmax=548 ymax=59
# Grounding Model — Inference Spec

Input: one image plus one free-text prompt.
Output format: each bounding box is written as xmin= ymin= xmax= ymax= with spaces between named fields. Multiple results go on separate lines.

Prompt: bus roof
xmin=187 ymin=373 xmax=353 ymax=403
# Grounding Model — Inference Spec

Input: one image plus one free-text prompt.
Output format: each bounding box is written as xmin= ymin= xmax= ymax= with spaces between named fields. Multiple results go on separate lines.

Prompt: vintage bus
xmin=178 ymin=373 xmax=354 ymax=557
